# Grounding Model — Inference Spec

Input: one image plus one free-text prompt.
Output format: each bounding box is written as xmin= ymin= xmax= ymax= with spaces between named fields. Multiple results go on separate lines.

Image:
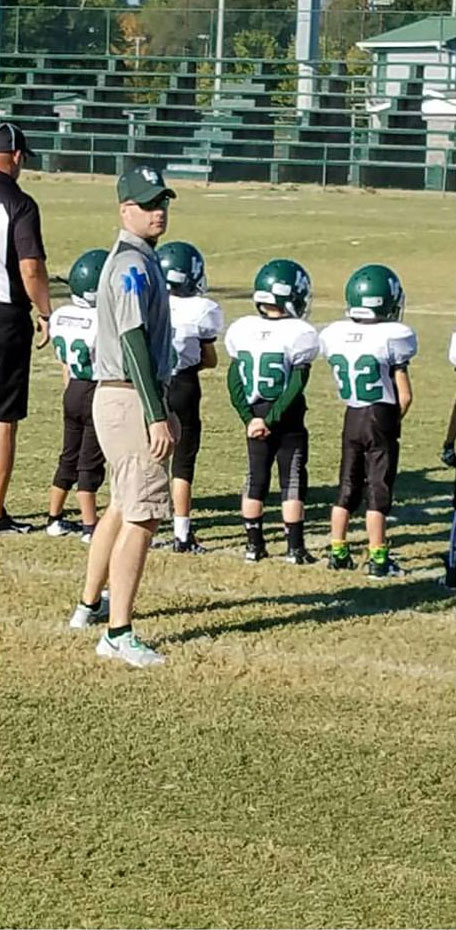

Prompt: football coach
xmin=70 ymin=164 xmax=180 ymax=668
xmin=0 ymin=122 xmax=51 ymax=534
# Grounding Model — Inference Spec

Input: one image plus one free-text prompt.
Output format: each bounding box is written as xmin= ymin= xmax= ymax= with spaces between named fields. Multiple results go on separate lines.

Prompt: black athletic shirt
xmin=0 ymin=171 xmax=46 ymax=313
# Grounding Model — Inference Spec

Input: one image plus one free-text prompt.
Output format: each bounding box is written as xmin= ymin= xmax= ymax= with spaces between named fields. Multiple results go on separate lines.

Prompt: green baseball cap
xmin=117 ymin=164 xmax=176 ymax=205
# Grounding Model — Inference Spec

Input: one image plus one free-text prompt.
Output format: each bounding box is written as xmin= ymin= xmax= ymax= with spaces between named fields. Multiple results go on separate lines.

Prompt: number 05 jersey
xmin=319 ymin=319 xmax=417 ymax=408
xmin=50 ymin=298 xmax=98 ymax=381
xmin=225 ymin=314 xmax=319 ymax=404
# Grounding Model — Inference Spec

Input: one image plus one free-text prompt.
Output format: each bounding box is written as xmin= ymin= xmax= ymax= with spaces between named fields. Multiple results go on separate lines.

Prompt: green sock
xmin=369 ymin=545 xmax=388 ymax=565
xmin=331 ymin=540 xmax=349 ymax=559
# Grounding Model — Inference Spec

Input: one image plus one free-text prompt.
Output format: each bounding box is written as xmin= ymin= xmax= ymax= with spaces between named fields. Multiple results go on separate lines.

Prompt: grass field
xmin=1 ymin=175 xmax=455 ymax=929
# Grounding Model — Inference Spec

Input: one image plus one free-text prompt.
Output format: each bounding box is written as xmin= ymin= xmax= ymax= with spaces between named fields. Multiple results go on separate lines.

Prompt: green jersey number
xmin=237 ymin=351 xmax=285 ymax=401
xmin=52 ymin=336 xmax=93 ymax=380
xmin=329 ymin=353 xmax=383 ymax=403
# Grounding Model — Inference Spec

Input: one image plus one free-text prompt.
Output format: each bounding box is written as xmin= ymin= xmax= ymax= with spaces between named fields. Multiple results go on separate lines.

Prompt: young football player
xmin=157 ymin=240 xmax=224 ymax=553
xmin=47 ymin=249 xmax=108 ymax=542
xmin=319 ymin=263 xmax=417 ymax=578
xmin=225 ymin=258 xmax=319 ymax=564
xmin=438 ymin=337 xmax=456 ymax=588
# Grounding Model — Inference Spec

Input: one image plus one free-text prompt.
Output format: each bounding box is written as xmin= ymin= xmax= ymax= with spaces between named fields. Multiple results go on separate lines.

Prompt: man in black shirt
xmin=0 ymin=123 xmax=51 ymax=533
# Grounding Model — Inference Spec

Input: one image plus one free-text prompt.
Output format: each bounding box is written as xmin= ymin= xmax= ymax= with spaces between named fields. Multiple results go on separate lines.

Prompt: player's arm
xmin=227 ymin=359 xmax=253 ymax=425
xmin=264 ymin=366 xmax=310 ymax=429
xmin=200 ymin=340 xmax=217 ymax=369
xmin=393 ymin=367 xmax=413 ymax=419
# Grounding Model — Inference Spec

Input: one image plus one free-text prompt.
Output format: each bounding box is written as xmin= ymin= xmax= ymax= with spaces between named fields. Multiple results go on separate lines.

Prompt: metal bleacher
xmin=0 ymin=49 xmax=455 ymax=190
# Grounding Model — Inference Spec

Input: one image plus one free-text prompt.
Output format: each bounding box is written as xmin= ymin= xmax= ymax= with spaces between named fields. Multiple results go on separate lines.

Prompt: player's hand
xmin=247 ymin=417 xmax=270 ymax=440
xmin=36 ymin=315 xmax=50 ymax=349
xmin=441 ymin=442 xmax=456 ymax=467
xmin=149 ymin=419 xmax=175 ymax=463
xmin=168 ymin=411 xmax=181 ymax=445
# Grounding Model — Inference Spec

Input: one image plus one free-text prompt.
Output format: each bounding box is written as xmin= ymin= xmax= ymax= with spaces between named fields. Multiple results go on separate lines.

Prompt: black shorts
xmin=0 ymin=307 xmax=33 ymax=421
xmin=245 ymin=396 xmax=308 ymax=503
xmin=336 ymin=403 xmax=400 ymax=516
xmin=53 ymin=379 xmax=105 ymax=493
xmin=168 ymin=367 xmax=201 ymax=483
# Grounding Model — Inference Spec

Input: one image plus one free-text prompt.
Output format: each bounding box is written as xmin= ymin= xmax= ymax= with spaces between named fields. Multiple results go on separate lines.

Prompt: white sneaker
xmin=46 ymin=518 xmax=79 ymax=538
xmin=80 ymin=531 xmax=93 ymax=545
xmin=69 ymin=596 xmax=110 ymax=630
xmin=95 ymin=630 xmax=166 ymax=668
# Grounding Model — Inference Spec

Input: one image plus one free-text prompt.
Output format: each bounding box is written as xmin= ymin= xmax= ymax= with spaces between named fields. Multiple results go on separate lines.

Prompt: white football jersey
xmin=225 ymin=314 xmax=319 ymax=404
xmin=50 ymin=297 xmax=98 ymax=381
xmin=170 ymin=294 xmax=224 ymax=375
xmin=319 ymin=318 xmax=417 ymax=408
xmin=449 ymin=332 xmax=456 ymax=366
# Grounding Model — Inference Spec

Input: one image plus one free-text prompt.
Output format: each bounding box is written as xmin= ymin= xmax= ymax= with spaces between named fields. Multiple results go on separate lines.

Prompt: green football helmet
xmin=157 ymin=240 xmax=206 ymax=296
xmin=68 ymin=249 xmax=109 ymax=305
xmin=345 ymin=264 xmax=405 ymax=322
xmin=253 ymin=259 xmax=312 ymax=319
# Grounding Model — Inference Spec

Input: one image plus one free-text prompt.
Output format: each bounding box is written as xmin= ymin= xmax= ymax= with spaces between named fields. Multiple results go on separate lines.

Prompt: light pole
xmin=214 ymin=0 xmax=225 ymax=104
xmin=296 ymin=0 xmax=321 ymax=114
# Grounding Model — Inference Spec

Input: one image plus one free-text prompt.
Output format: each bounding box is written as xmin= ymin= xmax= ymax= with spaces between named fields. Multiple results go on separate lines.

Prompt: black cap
xmin=0 ymin=123 xmax=35 ymax=158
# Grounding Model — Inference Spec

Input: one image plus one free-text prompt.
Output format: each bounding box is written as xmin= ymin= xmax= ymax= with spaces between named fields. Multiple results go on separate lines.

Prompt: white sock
xmin=174 ymin=516 xmax=190 ymax=542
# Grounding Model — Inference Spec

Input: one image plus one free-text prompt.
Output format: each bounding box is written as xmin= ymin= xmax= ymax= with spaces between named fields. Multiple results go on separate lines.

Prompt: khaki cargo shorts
xmin=93 ymin=384 xmax=170 ymax=522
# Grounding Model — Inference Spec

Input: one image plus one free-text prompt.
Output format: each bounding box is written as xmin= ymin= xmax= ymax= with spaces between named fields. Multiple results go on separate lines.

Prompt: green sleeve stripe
xmin=121 ymin=327 xmax=166 ymax=425
xmin=227 ymin=359 xmax=253 ymax=425
xmin=264 ymin=366 xmax=309 ymax=428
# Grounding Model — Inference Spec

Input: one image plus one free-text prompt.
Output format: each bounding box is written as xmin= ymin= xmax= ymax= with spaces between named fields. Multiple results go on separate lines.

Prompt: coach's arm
xmin=20 ymin=257 xmax=52 ymax=349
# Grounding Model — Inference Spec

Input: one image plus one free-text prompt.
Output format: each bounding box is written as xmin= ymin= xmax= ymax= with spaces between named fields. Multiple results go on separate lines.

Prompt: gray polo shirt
xmin=96 ymin=229 xmax=172 ymax=384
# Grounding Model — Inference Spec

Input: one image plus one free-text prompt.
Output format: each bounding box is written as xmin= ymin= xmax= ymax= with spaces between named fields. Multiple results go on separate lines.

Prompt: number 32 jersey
xmin=50 ymin=299 xmax=98 ymax=381
xmin=225 ymin=314 xmax=319 ymax=404
xmin=319 ymin=319 xmax=417 ymax=408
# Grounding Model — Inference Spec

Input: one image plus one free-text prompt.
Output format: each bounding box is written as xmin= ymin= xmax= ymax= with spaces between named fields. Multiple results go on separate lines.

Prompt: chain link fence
xmin=0 ymin=5 xmax=449 ymax=59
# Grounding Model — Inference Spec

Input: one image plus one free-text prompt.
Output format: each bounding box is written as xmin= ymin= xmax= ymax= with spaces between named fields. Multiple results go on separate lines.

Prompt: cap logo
xmin=141 ymin=168 xmax=159 ymax=184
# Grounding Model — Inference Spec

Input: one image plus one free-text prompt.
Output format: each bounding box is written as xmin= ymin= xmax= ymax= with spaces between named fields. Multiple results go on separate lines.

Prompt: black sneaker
xmin=286 ymin=546 xmax=317 ymax=565
xmin=173 ymin=531 xmax=206 ymax=555
xmin=327 ymin=550 xmax=354 ymax=571
xmin=367 ymin=556 xmax=404 ymax=579
xmin=244 ymin=544 xmax=268 ymax=563
xmin=0 ymin=509 xmax=32 ymax=535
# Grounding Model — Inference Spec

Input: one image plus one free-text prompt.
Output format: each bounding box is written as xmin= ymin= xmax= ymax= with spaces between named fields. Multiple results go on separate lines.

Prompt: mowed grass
xmin=1 ymin=176 xmax=455 ymax=929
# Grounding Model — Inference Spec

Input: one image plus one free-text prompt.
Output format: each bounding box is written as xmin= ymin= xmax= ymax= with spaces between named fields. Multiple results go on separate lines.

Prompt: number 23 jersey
xmin=319 ymin=319 xmax=417 ymax=408
xmin=50 ymin=300 xmax=98 ymax=381
xmin=225 ymin=314 xmax=319 ymax=404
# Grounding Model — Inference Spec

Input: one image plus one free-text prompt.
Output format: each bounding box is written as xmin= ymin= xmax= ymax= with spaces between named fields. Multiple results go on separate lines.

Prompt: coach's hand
xmin=441 ymin=442 xmax=456 ymax=468
xmin=149 ymin=419 xmax=175 ymax=463
xmin=36 ymin=314 xmax=50 ymax=350
xmin=247 ymin=417 xmax=270 ymax=440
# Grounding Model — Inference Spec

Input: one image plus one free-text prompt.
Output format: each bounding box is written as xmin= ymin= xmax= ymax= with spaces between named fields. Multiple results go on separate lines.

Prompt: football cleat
xmin=345 ymin=264 xmax=404 ymax=323
xmin=327 ymin=550 xmax=355 ymax=571
xmin=173 ymin=531 xmax=206 ymax=554
xmin=367 ymin=556 xmax=404 ymax=579
xmin=253 ymin=259 xmax=312 ymax=320
xmin=46 ymin=518 xmax=80 ymax=538
xmin=95 ymin=631 xmax=165 ymax=669
xmin=244 ymin=544 xmax=268 ymax=563
xmin=157 ymin=241 xmax=206 ymax=297
xmin=68 ymin=249 xmax=109 ymax=306
xmin=0 ymin=509 xmax=32 ymax=535
xmin=285 ymin=546 xmax=317 ymax=565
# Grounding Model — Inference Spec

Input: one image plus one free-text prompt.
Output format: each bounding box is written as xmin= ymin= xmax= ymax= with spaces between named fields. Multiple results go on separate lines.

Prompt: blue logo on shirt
xmin=122 ymin=266 xmax=147 ymax=296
